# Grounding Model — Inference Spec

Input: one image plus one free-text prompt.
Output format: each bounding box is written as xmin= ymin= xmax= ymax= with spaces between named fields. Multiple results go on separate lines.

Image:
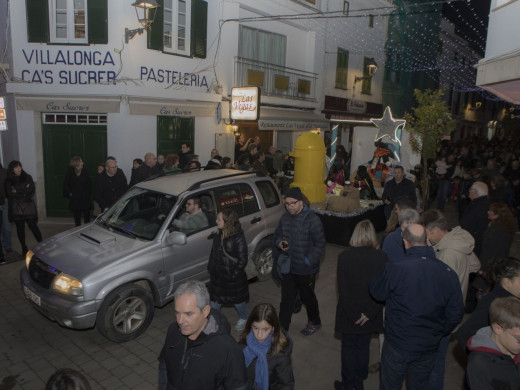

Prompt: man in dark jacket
xmin=460 ymin=181 xmax=489 ymax=258
xmin=370 ymin=224 xmax=464 ymax=389
xmin=0 ymin=164 xmax=6 ymax=264
xmin=466 ymin=297 xmax=520 ymax=390
xmin=129 ymin=152 xmax=160 ymax=187
xmin=158 ymin=280 xmax=247 ymax=390
xmin=274 ymin=186 xmax=326 ymax=335
xmin=94 ymin=157 xmax=128 ymax=212
xmin=381 ymin=165 xmax=416 ymax=220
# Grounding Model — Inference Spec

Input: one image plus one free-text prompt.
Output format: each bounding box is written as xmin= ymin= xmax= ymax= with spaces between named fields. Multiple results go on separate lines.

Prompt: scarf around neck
xmin=243 ymin=330 xmax=272 ymax=390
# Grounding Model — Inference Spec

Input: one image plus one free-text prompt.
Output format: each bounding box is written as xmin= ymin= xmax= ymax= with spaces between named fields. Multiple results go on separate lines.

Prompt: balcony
xmin=234 ymin=57 xmax=317 ymax=102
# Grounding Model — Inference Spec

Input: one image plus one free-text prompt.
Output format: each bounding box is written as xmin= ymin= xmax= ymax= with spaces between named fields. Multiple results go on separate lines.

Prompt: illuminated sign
xmin=231 ymin=87 xmax=260 ymax=121
xmin=0 ymin=97 xmax=6 ymax=131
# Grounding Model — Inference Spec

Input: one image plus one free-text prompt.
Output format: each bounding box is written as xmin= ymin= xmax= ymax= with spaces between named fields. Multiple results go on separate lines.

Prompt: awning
xmin=15 ymin=94 xmax=121 ymax=113
xmin=128 ymin=97 xmax=217 ymax=117
xmin=476 ymin=52 xmax=520 ymax=104
xmin=257 ymin=107 xmax=329 ymax=131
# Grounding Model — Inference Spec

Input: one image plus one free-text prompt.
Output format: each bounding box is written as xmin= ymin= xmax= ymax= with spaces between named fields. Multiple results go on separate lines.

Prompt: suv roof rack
xmin=187 ymin=171 xmax=266 ymax=191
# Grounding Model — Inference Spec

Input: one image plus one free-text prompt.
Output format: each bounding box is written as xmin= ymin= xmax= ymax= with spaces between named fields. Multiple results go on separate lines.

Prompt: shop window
xmin=248 ymin=70 xmax=264 ymax=87
xmin=239 ymin=26 xmax=286 ymax=67
xmin=148 ymin=0 xmax=207 ymax=58
xmin=335 ymin=48 xmax=349 ymax=90
xmin=26 ymin=0 xmax=108 ymax=44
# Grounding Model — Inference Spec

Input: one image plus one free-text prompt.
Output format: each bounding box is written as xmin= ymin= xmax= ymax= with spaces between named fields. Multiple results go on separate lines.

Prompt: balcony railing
xmin=234 ymin=57 xmax=317 ymax=102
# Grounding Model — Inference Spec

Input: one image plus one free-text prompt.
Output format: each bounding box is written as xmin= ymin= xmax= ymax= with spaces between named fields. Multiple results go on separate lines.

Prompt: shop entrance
xmin=42 ymin=113 xmax=107 ymax=217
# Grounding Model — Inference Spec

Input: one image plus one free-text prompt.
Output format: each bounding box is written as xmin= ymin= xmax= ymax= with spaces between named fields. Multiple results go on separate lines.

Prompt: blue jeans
xmin=341 ymin=333 xmax=371 ymax=390
xmin=380 ymin=342 xmax=436 ymax=390
xmin=435 ymin=179 xmax=451 ymax=210
xmin=210 ymin=301 xmax=248 ymax=320
xmin=427 ymin=334 xmax=450 ymax=390
xmin=2 ymin=200 xmax=11 ymax=249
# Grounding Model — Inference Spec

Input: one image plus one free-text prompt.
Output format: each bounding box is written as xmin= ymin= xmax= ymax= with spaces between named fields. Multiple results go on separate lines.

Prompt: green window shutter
xmin=88 ymin=0 xmax=108 ymax=44
xmin=147 ymin=0 xmax=164 ymax=51
xmin=335 ymin=48 xmax=348 ymax=90
xmin=191 ymin=0 xmax=207 ymax=58
xmin=26 ymin=0 xmax=49 ymax=43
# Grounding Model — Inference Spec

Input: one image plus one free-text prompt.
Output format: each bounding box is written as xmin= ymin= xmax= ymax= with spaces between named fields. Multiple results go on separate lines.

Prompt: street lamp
xmin=354 ymin=58 xmax=378 ymax=84
xmin=125 ymin=0 xmax=160 ymax=43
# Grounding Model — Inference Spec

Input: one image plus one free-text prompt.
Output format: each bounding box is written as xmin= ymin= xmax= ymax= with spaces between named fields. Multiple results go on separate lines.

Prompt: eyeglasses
xmin=186 ymin=202 xmax=194 ymax=206
xmin=284 ymin=200 xmax=299 ymax=206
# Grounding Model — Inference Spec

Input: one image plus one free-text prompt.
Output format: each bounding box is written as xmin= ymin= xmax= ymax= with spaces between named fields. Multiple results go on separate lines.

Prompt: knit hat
xmin=285 ymin=187 xmax=304 ymax=200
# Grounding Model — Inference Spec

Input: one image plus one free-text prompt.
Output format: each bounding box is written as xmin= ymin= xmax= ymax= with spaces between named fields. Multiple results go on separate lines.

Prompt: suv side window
xmin=215 ymin=183 xmax=260 ymax=217
xmin=256 ymin=180 xmax=281 ymax=208
xmin=171 ymin=192 xmax=214 ymax=236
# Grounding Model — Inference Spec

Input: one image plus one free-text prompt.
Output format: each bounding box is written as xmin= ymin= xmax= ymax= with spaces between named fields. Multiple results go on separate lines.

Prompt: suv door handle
xmin=251 ymin=217 xmax=262 ymax=224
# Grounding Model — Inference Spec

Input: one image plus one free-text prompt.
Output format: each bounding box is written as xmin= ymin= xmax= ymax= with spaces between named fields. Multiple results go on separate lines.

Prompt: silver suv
xmin=20 ymin=170 xmax=284 ymax=342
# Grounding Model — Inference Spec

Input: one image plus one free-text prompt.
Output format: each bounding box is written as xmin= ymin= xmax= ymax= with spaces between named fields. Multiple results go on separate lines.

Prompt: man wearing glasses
xmin=274 ymin=186 xmax=325 ymax=336
xmin=172 ymin=197 xmax=209 ymax=234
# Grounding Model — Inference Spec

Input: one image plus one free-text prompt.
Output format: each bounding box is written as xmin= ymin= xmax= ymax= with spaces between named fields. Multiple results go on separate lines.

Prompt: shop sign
xmin=346 ymin=99 xmax=367 ymax=114
xmin=231 ymin=87 xmax=260 ymax=121
xmin=0 ymin=97 xmax=7 ymax=131
xmin=258 ymin=120 xmax=328 ymax=131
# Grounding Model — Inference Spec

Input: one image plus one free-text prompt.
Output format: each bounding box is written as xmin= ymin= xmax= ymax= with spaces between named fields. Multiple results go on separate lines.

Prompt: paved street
xmin=1 ymin=209 xmax=503 ymax=389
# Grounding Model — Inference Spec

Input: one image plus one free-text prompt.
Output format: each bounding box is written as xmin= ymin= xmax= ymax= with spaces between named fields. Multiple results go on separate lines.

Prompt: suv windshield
xmin=97 ymin=188 xmax=177 ymax=240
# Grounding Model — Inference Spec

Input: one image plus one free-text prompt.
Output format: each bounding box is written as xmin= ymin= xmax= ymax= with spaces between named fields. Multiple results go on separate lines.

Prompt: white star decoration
xmin=371 ymin=106 xmax=406 ymax=145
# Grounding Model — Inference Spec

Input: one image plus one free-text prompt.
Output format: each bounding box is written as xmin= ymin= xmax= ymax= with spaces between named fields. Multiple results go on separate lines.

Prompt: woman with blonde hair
xmin=334 ymin=219 xmax=387 ymax=390
xmin=63 ymin=156 xmax=92 ymax=226
xmin=240 ymin=303 xmax=294 ymax=389
xmin=207 ymin=208 xmax=249 ymax=331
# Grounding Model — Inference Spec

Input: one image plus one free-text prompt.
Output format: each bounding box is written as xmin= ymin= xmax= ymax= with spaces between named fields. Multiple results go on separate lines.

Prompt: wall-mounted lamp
xmin=125 ymin=0 xmax=160 ymax=43
xmin=354 ymin=58 xmax=378 ymax=84
xmin=232 ymin=125 xmax=239 ymax=135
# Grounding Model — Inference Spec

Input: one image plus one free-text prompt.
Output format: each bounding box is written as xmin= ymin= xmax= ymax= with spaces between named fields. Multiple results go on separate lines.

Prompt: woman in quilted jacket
xmin=208 ymin=208 xmax=249 ymax=331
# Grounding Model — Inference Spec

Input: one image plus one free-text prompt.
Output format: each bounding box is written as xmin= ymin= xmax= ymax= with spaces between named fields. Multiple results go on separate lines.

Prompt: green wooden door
xmin=157 ymin=116 xmax=195 ymax=157
xmin=42 ymin=124 xmax=107 ymax=217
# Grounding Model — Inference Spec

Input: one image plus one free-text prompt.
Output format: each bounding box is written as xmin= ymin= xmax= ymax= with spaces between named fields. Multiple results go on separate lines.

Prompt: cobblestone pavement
xmin=1 ymin=203 xmax=504 ymax=389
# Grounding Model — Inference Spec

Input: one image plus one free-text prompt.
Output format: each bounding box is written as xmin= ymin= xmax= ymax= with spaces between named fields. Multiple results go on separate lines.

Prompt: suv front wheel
xmin=96 ymin=283 xmax=155 ymax=343
xmin=253 ymin=238 xmax=274 ymax=281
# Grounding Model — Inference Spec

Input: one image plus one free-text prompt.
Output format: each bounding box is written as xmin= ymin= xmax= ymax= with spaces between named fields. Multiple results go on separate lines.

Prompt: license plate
xmin=23 ymin=286 xmax=41 ymax=306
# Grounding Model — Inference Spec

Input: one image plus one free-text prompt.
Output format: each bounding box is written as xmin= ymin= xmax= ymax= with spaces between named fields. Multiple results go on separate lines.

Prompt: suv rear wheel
xmin=253 ymin=238 xmax=274 ymax=281
xmin=96 ymin=283 xmax=154 ymax=343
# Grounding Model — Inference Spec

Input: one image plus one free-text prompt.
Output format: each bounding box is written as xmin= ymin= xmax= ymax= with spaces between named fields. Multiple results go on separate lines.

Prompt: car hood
xmin=32 ymin=223 xmax=153 ymax=279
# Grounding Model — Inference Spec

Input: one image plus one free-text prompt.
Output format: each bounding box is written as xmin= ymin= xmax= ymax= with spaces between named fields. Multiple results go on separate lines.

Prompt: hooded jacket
xmin=274 ymin=204 xmax=326 ymax=275
xmin=158 ymin=309 xmax=247 ymax=390
xmin=432 ymin=226 xmax=481 ymax=302
xmin=466 ymin=326 xmax=520 ymax=390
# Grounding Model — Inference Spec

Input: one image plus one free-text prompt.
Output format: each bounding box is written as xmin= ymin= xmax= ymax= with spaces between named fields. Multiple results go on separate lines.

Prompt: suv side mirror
xmin=165 ymin=231 xmax=187 ymax=246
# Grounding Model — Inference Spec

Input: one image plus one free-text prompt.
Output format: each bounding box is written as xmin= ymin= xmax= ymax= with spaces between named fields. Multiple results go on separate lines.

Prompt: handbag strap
xmin=221 ymin=235 xmax=239 ymax=263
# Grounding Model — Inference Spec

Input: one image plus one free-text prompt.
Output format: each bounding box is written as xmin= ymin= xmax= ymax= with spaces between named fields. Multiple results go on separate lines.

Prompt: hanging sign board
xmin=231 ymin=87 xmax=260 ymax=121
xmin=0 ymin=97 xmax=7 ymax=131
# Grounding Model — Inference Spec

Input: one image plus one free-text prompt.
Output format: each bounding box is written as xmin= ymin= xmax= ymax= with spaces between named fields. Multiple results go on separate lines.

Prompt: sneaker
xmin=300 ymin=321 xmax=321 ymax=336
xmin=234 ymin=318 xmax=247 ymax=331
xmin=0 ymin=258 xmax=6 ymax=265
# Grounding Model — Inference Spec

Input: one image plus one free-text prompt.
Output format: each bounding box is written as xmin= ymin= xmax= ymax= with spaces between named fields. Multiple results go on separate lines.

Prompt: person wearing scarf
xmin=240 ymin=303 xmax=295 ymax=390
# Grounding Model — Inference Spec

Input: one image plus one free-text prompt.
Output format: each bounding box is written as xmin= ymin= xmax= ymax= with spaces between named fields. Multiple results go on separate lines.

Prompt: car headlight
xmin=25 ymin=250 xmax=34 ymax=269
xmin=53 ymin=274 xmax=83 ymax=296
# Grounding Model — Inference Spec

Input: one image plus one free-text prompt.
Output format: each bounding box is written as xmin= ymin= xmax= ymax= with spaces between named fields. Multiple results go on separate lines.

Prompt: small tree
xmin=404 ymin=88 xmax=456 ymax=208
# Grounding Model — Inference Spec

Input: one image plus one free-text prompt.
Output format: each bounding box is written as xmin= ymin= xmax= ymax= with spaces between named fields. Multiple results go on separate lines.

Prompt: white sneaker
xmin=235 ymin=318 xmax=247 ymax=331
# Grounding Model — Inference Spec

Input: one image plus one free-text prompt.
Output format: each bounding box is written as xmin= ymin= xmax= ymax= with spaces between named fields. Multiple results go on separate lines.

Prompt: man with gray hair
xmin=382 ymin=206 xmax=421 ymax=262
xmin=158 ymin=280 xmax=246 ymax=390
xmin=460 ymin=181 xmax=489 ymax=258
xmin=370 ymin=224 xmax=464 ymax=389
xmin=422 ymin=209 xmax=481 ymax=389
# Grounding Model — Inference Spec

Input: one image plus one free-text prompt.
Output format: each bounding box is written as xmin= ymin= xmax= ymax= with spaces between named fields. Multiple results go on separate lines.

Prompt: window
xmin=148 ymin=0 xmax=207 ymax=58
xmin=335 ymin=48 xmax=349 ymax=90
xmin=163 ymin=0 xmax=191 ymax=55
xmin=256 ymin=181 xmax=281 ymax=208
xmin=49 ymin=0 xmax=87 ymax=43
xmin=239 ymin=26 xmax=287 ymax=67
xmin=369 ymin=15 xmax=374 ymax=28
xmin=361 ymin=57 xmax=373 ymax=95
xmin=26 ymin=0 xmax=108 ymax=44
xmin=343 ymin=1 xmax=349 ymax=15
xmin=215 ymin=184 xmax=259 ymax=217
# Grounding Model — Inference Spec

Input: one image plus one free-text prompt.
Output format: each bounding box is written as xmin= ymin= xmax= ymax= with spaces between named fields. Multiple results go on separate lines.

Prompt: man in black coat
xmin=158 ymin=280 xmax=247 ymax=390
xmin=274 ymin=187 xmax=326 ymax=335
xmin=129 ymin=152 xmax=160 ymax=187
xmin=460 ymin=181 xmax=489 ymax=258
xmin=381 ymin=165 xmax=416 ymax=220
xmin=94 ymin=157 xmax=128 ymax=212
